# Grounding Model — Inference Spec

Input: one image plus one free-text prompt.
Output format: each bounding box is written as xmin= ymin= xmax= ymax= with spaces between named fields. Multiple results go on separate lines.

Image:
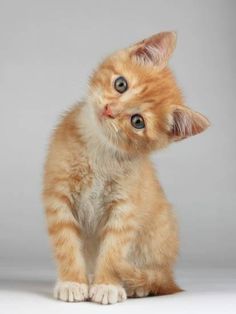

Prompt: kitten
xmin=43 ymin=31 xmax=209 ymax=304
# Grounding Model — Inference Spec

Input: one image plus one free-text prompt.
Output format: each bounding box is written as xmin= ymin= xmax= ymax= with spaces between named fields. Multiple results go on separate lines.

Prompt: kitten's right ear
xmin=167 ymin=105 xmax=210 ymax=141
xmin=130 ymin=31 xmax=177 ymax=70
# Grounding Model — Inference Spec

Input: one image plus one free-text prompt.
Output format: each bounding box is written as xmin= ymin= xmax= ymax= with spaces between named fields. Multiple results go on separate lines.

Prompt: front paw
xmin=89 ymin=284 xmax=127 ymax=304
xmin=54 ymin=281 xmax=89 ymax=302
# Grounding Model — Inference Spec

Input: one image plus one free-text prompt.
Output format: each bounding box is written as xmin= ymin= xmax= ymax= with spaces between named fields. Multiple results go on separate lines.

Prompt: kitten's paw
xmin=54 ymin=281 xmax=89 ymax=302
xmin=89 ymin=284 xmax=127 ymax=304
xmin=127 ymin=287 xmax=149 ymax=298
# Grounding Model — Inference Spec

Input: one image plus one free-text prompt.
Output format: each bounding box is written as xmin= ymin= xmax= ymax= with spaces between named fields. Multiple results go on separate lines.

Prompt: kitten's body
xmin=43 ymin=32 xmax=209 ymax=304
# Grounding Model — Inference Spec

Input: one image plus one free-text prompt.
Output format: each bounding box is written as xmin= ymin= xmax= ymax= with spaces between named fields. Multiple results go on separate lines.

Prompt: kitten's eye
xmin=131 ymin=114 xmax=145 ymax=129
xmin=114 ymin=76 xmax=128 ymax=93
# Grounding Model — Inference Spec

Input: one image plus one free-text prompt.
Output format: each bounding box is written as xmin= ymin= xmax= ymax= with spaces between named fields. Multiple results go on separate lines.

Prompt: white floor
xmin=0 ymin=268 xmax=236 ymax=314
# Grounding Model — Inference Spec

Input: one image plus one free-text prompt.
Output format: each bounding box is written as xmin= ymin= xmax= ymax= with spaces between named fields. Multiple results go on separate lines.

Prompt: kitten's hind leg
xmin=120 ymin=264 xmax=183 ymax=298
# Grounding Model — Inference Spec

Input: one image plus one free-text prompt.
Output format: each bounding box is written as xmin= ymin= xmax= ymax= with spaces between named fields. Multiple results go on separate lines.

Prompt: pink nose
xmin=102 ymin=104 xmax=114 ymax=118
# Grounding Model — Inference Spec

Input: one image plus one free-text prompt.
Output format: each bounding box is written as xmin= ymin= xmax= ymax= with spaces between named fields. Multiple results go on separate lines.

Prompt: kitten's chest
xmin=78 ymin=176 xmax=106 ymax=229
xmin=75 ymin=155 xmax=123 ymax=233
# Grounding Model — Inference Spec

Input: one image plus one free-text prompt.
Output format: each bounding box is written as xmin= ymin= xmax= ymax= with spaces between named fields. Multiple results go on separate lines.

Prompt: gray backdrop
xmin=0 ymin=0 xmax=235 ymax=276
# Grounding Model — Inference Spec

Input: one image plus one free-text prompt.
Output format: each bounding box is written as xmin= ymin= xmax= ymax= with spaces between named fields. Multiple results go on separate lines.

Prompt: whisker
xmin=110 ymin=121 xmax=119 ymax=133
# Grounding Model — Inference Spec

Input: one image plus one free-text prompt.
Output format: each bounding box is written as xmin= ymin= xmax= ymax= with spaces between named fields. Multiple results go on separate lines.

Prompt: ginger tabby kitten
xmin=43 ymin=32 xmax=209 ymax=304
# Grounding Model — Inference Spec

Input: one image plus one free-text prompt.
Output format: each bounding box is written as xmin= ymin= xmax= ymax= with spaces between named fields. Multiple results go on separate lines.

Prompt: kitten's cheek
xmin=93 ymin=106 xmax=104 ymax=121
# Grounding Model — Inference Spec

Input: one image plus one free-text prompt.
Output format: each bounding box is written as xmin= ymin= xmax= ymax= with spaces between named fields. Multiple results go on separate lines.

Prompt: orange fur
xmin=43 ymin=31 xmax=209 ymax=304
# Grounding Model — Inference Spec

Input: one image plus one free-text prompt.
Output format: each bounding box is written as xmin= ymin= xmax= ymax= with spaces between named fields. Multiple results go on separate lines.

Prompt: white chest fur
xmin=77 ymin=178 xmax=104 ymax=233
xmin=76 ymin=103 xmax=135 ymax=234
xmin=75 ymin=146 xmax=130 ymax=234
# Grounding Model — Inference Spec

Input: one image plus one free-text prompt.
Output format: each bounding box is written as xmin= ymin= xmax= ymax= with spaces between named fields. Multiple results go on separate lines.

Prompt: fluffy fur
xmin=43 ymin=32 xmax=209 ymax=304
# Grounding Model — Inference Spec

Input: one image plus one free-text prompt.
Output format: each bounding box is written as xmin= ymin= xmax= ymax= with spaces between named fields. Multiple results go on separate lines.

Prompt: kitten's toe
xmin=135 ymin=287 xmax=149 ymax=297
xmin=89 ymin=284 xmax=127 ymax=304
xmin=127 ymin=287 xmax=149 ymax=298
xmin=127 ymin=288 xmax=135 ymax=297
xmin=54 ymin=281 xmax=89 ymax=302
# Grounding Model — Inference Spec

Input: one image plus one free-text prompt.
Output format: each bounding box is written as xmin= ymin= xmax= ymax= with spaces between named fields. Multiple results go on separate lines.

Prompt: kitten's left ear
xmin=167 ymin=105 xmax=210 ymax=141
xmin=130 ymin=31 xmax=177 ymax=70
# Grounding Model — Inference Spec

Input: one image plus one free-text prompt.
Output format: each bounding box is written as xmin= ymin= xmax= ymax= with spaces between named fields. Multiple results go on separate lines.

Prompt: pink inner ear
xmin=172 ymin=109 xmax=210 ymax=139
xmin=132 ymin=32 xmax=177 ymax=68
xmin=135 ymin=41 xmax=163 ymax=65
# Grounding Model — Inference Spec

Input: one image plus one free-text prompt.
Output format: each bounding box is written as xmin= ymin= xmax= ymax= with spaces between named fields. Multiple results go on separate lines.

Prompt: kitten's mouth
xmin=97 ymin=106 xmax=120 ymax=134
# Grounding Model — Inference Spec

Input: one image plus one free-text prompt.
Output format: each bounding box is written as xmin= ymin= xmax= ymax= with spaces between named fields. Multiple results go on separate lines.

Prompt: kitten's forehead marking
xmin=120 ymin=86 xmax=143 ymax=102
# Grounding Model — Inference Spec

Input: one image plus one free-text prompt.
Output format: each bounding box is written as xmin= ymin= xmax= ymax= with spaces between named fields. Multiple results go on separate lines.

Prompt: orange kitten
xmin=43 ymin=32 xmax=209 ymax=304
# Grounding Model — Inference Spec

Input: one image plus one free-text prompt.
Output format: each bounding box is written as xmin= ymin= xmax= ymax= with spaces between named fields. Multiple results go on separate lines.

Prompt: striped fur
xmin=43 ymin=32 xmax=209 ymax=304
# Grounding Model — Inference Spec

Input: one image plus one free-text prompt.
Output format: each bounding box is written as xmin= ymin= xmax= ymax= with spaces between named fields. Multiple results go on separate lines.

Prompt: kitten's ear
xmin=167 ymin=106 xmax=210 ymax=141
xmin=130 ymin=32 xmax=177 ymax=70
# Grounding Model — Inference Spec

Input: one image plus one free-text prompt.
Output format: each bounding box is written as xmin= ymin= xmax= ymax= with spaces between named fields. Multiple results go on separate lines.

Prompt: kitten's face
xmin=88 ymin=32 xmax=209 ymax=155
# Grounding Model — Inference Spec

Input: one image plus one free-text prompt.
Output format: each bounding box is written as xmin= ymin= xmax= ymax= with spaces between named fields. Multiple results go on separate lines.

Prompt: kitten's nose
xmin=102 ymin=104 xmax=115 ymax=118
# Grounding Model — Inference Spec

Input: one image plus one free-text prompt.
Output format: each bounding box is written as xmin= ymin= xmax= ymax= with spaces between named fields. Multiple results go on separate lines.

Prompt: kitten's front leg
xmin=89 ymin=201 xmax=135 ymax=304
xmin=43 ymin=181 xmax=89 ymax=302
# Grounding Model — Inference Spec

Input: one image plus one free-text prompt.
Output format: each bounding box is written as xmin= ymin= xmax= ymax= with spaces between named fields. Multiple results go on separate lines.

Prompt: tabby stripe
xmin=48 ymin=221 xmax=80 ymax=237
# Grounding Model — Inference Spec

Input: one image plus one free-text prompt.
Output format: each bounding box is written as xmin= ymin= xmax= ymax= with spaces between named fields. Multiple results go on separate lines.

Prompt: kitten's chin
xmin=89 ymin=108 xmax=121 ymax=150
xmin=87 ymin=103 xmax=146 ymax=156
xmin=98 ymin=120 xmax=118 ymax=144
xmin=97 ymin=121 xmax=133 ymax=156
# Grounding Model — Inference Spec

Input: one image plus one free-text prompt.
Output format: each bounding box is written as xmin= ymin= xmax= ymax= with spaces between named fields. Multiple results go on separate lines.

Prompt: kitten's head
xmin=88 ymin=32 xmax=209 ymax=155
